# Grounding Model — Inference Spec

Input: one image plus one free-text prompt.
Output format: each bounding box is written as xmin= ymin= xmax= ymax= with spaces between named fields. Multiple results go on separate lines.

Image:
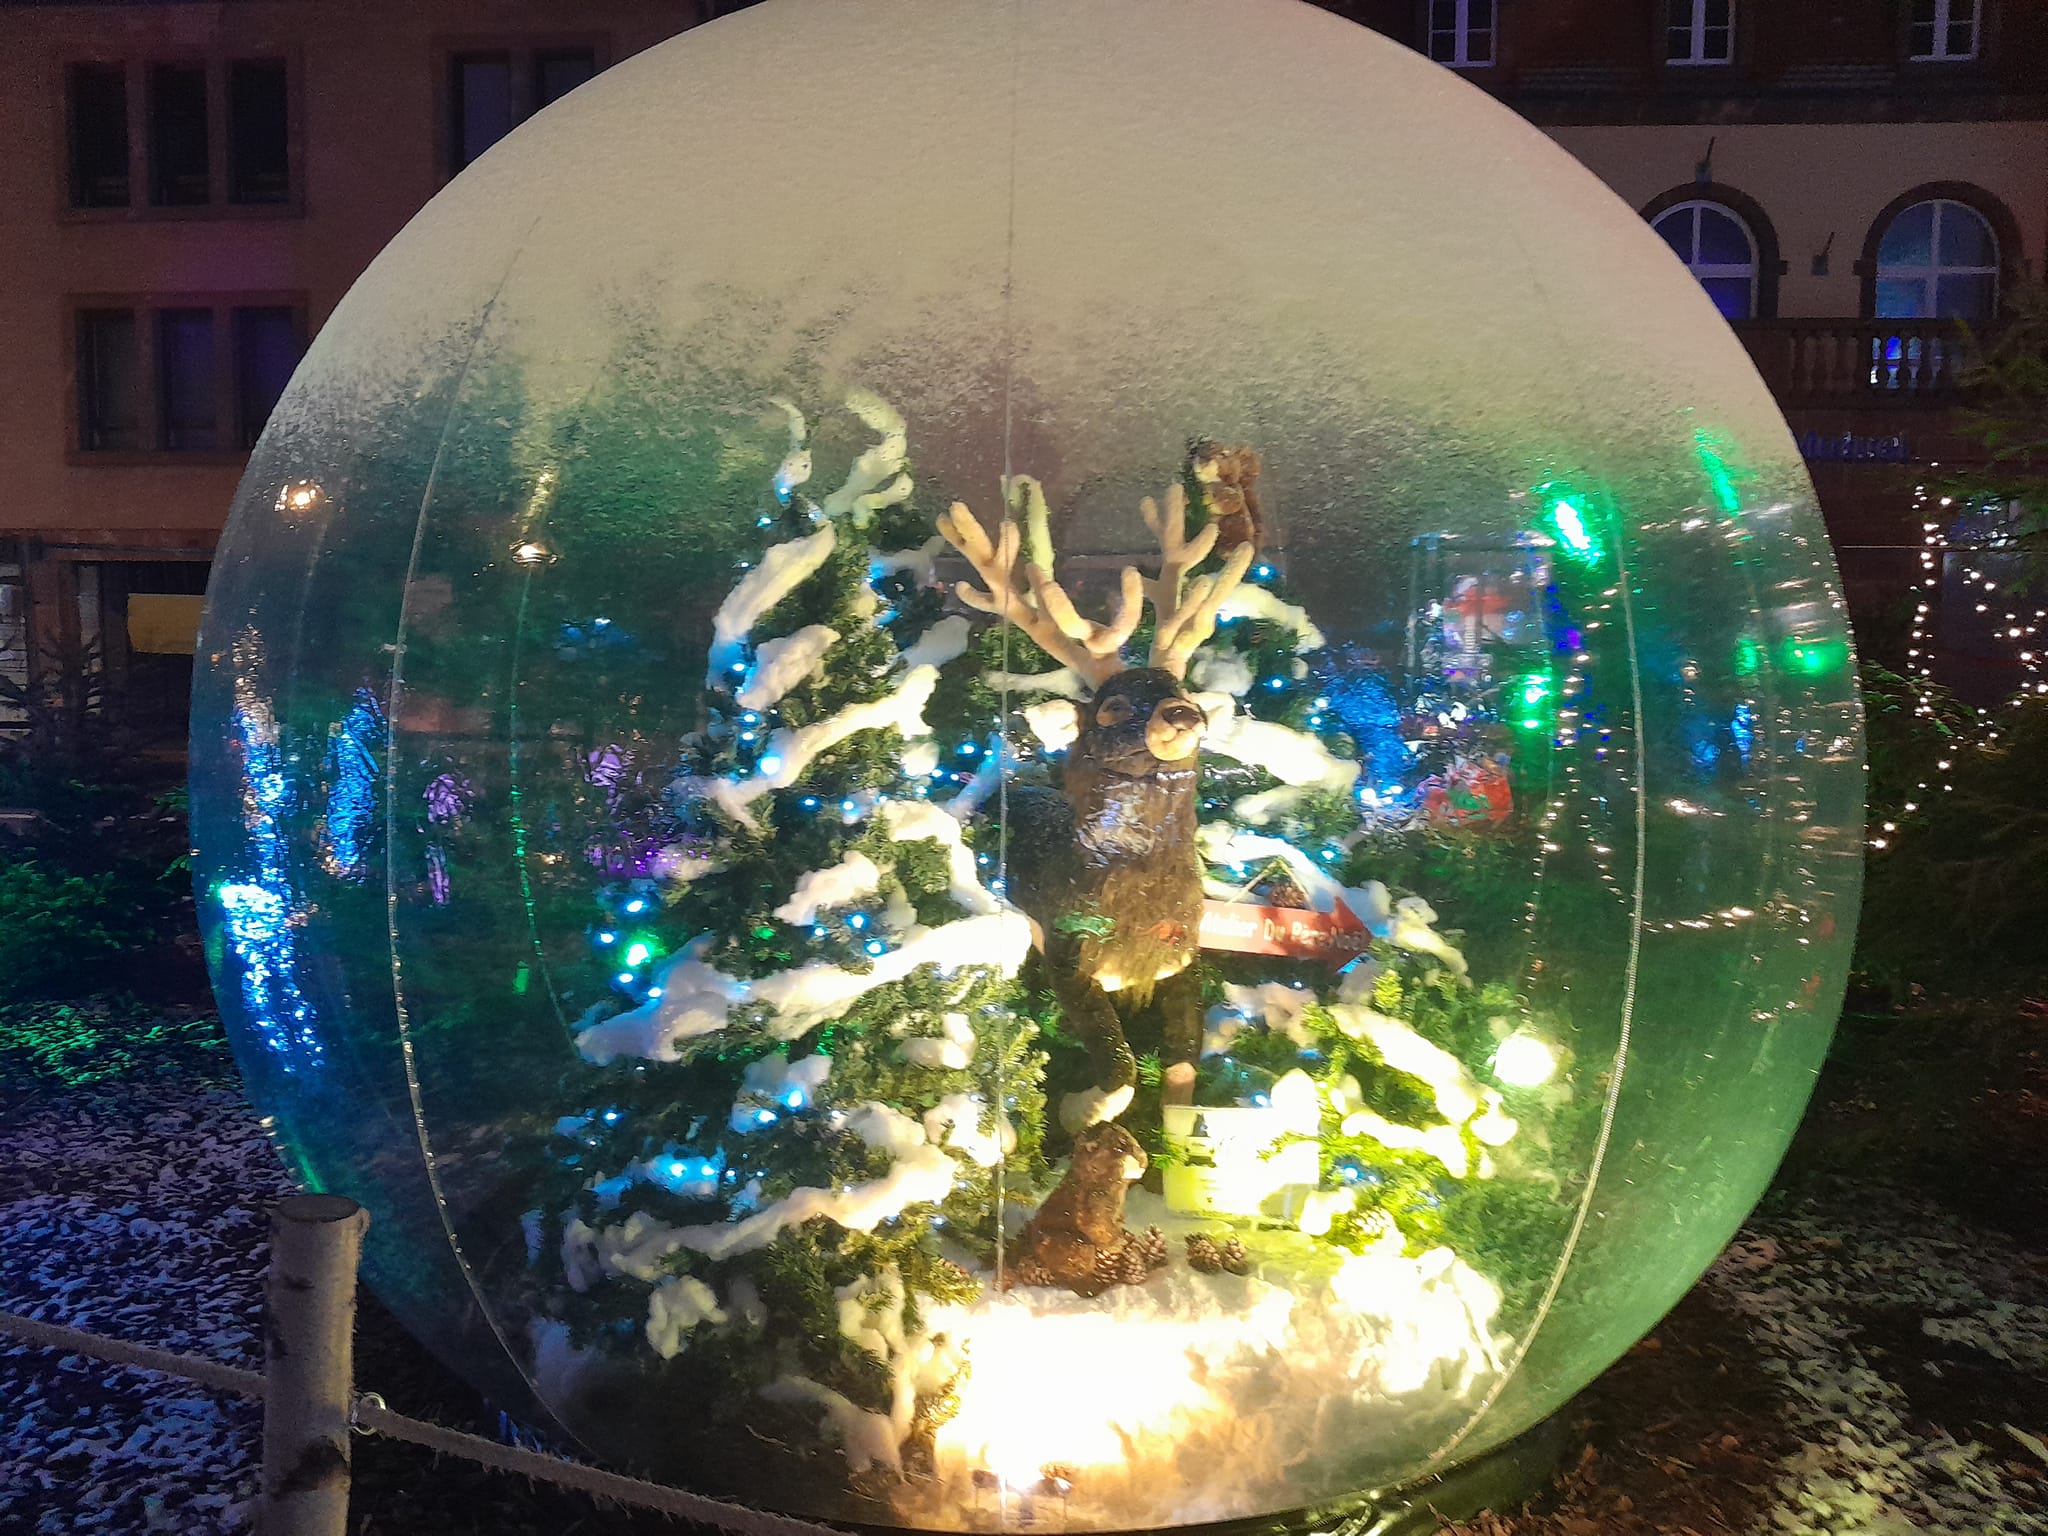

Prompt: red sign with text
xmin=1199 ymin=898 xmax=1372 ymax=965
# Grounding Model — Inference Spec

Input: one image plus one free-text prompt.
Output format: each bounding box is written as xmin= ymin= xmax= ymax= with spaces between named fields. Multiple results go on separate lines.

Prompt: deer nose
xmin=1146 ymin=707 xmax=1202 ymax=761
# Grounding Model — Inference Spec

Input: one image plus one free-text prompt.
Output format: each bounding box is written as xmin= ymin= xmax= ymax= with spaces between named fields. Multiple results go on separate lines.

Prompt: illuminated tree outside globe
xmin=190 ymin=1 xmax=1863 ymax=1528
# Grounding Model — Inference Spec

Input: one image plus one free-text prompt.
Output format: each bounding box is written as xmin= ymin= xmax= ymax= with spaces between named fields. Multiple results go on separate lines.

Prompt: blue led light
xmin=597 ymin=931 xmax=617 ymax=945
xmin=624 ymin=898 xmax=647 ymax=914
xmin=758 ymin=754 xmax=783 ymax=775
xmin=864 ymin=939 xmax=887 ymax=956
xmin=847 ymin=913 xmax=868 ymax=930
xmin=321 ymin=689 xmax=384 ymax=878
xmin=218 ymin=691 xmax=323 ymax=1067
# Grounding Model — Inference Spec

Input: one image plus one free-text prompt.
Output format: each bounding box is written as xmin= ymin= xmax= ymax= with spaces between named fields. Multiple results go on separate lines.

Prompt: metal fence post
xmin=260 ymin=1194 xmax=369 ymax=1536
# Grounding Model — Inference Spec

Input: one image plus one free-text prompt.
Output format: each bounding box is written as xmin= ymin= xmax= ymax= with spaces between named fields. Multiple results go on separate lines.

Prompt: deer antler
xmin=936 ymin=501 xmax=1134 ymax=689
xmin=1145 ymin=484 xmax=1255 ymax=678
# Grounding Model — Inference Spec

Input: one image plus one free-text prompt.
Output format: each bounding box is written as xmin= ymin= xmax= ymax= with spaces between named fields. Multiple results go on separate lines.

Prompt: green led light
xmin=624 ymin=941 xmax=653 ymax=967
xmin=1734 ymin=634 xmax=1763 ymax=676
xmin=1533 ymin=484 xmax=1605 ymax=565
xmin=1510 ymin=669 xmax=1555 ymax=733
xmin=1694 ymin=428 xmax=1744 ymax=516
xmin=1782 ymin=636 xmax=1848 ymax=677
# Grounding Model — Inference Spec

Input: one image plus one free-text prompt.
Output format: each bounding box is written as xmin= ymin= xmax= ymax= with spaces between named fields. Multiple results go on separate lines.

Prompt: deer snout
xmin=1145 ymin=697 xmax=1206 ymax=762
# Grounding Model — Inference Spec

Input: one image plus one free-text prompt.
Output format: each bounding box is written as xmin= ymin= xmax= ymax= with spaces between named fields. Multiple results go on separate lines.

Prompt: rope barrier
xmin=349 ymin=1398 xmax=848 ymax=1536
xmin=0 ymin=1307 xmax=267 ymax=1400
xmin=0 ymin=1308 xmax=845 ymax=1536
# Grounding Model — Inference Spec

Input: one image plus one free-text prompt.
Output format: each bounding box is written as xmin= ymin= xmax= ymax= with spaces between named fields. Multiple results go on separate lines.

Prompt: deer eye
xmin=1094 ymin=695 xmax=1134 ymax=729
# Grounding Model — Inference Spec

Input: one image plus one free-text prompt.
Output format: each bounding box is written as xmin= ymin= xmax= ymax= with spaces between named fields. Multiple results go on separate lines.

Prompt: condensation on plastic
xmin=191 ymin=2 xmax=1862 ymax=1529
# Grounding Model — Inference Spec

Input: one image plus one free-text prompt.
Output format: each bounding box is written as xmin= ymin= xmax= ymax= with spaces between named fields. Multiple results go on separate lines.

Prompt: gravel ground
xmin=3 ymin=1005 xmax=2045 ymax=1535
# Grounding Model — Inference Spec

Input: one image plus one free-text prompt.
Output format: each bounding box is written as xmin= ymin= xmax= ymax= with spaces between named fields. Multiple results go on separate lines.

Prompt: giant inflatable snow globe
xmin=192 ymin=1 xmax=1863 ymax=1527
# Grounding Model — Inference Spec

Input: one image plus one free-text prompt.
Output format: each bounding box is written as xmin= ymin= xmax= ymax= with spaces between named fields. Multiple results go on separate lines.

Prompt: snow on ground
xmin=0 ymin=1072 xmax=289 ymax=1533
xmin=1705 ymin=1193 xmax=2048 ymax=1536
xmin=4 ymin=1028 xmax=2044 ymax=1534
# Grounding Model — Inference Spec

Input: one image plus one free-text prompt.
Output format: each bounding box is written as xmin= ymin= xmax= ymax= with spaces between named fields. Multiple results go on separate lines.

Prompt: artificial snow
xmin=676 ymin=1142 xmax=959 ymax=1262
xmin=1216 ymin=587 xmax=1327 ymax=651
xmin=744 ymin=911 xmax=1031 ymax=1037
xmin=871 ymin=536 xmax=944 ymax=587
xmin=898 ymin=614 xmax=973 ymax=673
xmin=1325 ymin=1004 xmax=1483 ymax=1123
xmin=820 ymin=389 xmax=911 ymax=527
xmin=773 ymin=851 xmax=882 ymax=925
xmin=1022 ymin=698 xmax=1082 ymax=752
xmin=1203 ymin=711 xmax=1357 ymax=790
xmin=731 ymin=665 xmax=940 ymax=811
xmin=705 ymin=526 xmax=837 ymax=689
xmin=919 ymin=1200 xmax=1506 ymax=1530
xmin=923 ymin=1093 xmax=1011 ymax=1168
xmin=761 ymin=1377 xmax=904 ymax=1475
xmin=981 ymin=665 xmax=1085 ymax=699
xmin=1189 ymin=648 xmax=1255 ymax=696
xmin=645 ymin=1275 xmax=726 ymax=1359
xmin=897 ymin=1010 xmax=977 ymax=1071
xmin=880 ymin=797 xmax=1003 ymax=916
xmin=1387 ymin=896 xmax=1470 ymax=977
xmin=739 ymin=623 xmax=839 ymax=710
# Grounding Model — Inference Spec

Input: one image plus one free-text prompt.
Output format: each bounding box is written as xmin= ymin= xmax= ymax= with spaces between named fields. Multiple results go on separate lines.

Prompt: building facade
xmin=0 ymin=0 xmax=716 ymax=738
xmin=2 ymin=0 xmax=2043 ymax=739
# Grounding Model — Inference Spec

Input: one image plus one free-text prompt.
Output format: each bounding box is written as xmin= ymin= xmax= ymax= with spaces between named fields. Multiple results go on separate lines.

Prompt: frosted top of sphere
xmin=193 ymin=2 xmax=1862 ymax=1531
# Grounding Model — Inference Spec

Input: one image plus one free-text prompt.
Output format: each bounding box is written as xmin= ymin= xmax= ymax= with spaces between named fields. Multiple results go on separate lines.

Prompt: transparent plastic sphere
xmin=192 ymin=2 xmax=1862 ymax=1528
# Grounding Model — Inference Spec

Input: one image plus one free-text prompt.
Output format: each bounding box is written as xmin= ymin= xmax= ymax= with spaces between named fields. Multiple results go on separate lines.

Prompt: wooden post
xmin=260 ymin=1194 xmax=368 ymax=1536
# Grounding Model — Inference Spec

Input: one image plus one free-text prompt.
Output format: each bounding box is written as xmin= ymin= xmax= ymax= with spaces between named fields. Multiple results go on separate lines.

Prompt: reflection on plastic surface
xmin=190 ymin=1 xmax=1863 ymax=1528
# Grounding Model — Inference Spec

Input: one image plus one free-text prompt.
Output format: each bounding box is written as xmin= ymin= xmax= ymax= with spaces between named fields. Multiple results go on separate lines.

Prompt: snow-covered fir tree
xmin=538 ymin=392 xmax=1047 ymax=1476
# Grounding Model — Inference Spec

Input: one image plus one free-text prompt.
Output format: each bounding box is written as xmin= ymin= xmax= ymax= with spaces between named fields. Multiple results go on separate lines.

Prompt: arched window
xmin=1875 ymin=199 xmax=1997 ymax=319
xmin=1651 ymin=200 xmax=1757 ymax=319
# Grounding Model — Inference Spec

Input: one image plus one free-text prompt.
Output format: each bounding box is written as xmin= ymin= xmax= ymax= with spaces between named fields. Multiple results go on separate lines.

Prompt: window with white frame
xmin=1909 ymin=0 xmax=1979 ymax=61
xmin=1666 ymin=0 xmax=1734 ymax=65
xmin=1426 ymin=0 xmax=1494 ymax=68
xmin=1875 ymin=200 xmax=1998 ymax=319
xmin=1651 ymin=201 xmax=1757 ymax=319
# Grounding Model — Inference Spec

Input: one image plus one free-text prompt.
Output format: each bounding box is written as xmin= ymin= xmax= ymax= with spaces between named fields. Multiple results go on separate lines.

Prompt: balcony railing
xmin=1732 ymin=318 xmax=1989 ymax=408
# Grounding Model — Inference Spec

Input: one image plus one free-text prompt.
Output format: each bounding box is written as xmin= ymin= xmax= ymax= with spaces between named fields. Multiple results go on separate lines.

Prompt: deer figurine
xmin=936 ymin=477 xmax=1254 ymax=1131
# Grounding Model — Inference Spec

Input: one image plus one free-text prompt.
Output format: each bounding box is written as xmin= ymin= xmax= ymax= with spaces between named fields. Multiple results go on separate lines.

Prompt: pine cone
xmin=1008 ymin=1256 xmax=1053 ymax=1289
xmin=1218 ymin=1236 xmax=1251 ymax=1276
xmin=1255 ymin=875 xmax=1310 ymax=909
xmin=1136 ymin=1225 xmax=1170 ymax=1271
xmin=1186 ymin=1234 xmax=1222 ymax=1274
xmin=1116 ymin=1244 xmax=1150 ymax=1287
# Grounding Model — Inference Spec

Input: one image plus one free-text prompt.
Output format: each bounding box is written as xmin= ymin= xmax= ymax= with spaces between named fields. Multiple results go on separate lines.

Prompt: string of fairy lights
xmin=1877 ymin=472 xmax=2046 ymax=852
